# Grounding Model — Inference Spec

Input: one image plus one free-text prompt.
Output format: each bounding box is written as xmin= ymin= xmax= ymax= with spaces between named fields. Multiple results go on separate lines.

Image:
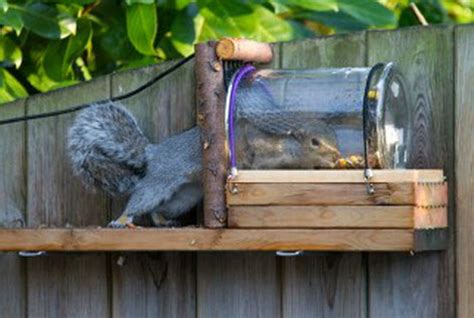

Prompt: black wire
xmin=0 ymin=54 xmax=195 ymax=126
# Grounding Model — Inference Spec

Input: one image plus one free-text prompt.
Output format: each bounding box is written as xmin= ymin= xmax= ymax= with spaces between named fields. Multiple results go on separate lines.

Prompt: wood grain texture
xmin=112 ymin=252 xmax=195 ymax=318
xmin=229 ymin=205 xmax=446 ymax=229
xmin=196 ymin=44 xmax=282 ymax=318
xmin=282 ymin=253 xmax=366 ymax=318
xmin=110 ymin=60 xmax=196 ymax=318
xmin=454 ymin=24 xmax=474 ymax=318
xmin=280 ymin=32 xmax=367 ymax=318
xmin=232 ymin=169 xmax=444 ymax=183
xmin=413 ymin=207 xmax=447 ymax=229
xmin=195 ymin=42 xmax=227 ymax=227
xmin=26 ymin=77 xmax=110 ymax=318
xmin=227 ymin=182 xmax=448 ymax=206
xmin=0 ymin=99 xmax=26 ymax=318
xmin=216 ymin=38 xmax=273 ymax=63
xmin=367 ymin=25 xmax=455 ymax=318
xmin=197 ymin=253 xmax=280 ymax=318
xmin=414 ymin=228 xmax=448 ymax=251
xmin=0 ymin=228 xmax=450 ymax=252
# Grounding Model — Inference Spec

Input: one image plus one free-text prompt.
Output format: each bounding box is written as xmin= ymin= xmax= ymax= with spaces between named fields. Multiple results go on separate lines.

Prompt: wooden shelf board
xmin=0 ymin=228 xmax=447 ymax=252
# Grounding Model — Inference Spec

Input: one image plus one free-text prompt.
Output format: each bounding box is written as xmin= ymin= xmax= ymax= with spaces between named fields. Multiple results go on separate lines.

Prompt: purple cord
xmin=228 ymin=64 xmax=256 ymax=173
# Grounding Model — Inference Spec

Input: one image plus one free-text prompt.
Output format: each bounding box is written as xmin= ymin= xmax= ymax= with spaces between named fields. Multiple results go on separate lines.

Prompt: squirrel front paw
xmin=108 ymin=215 xmax=136 ymax=229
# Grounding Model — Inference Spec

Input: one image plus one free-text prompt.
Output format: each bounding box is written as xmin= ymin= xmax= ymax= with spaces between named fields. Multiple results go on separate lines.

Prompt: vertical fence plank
xmin=197 ymin=252 xmax=280 ymax=318
xmin=282 ymin=253 xmax=366 ymax=318
xmin=196 ymin=45 xmax=282 ymax=318
xmin=110 ymin=60 xmax=196 ymax=318
xmin=280 ymin=33 xmax=367 ymax=318
xmin=0 ymin=99 xmax=26 ymax=317
xmin=367 ymin=26 xmax=455 ymax=318
xmin=26 ymin=78 xmax=110 ymax=318
xmin=455 ymin=24 xmax=474 ymax=318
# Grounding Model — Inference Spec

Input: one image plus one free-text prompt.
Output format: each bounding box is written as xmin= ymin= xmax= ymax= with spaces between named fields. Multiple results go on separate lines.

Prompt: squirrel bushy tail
xmin=67 ymin=101 xmax=149 ymax=196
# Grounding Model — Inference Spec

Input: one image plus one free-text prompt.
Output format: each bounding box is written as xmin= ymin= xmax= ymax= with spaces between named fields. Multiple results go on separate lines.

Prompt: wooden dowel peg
xmin=216 ymin=38 xmax=273 ymax=63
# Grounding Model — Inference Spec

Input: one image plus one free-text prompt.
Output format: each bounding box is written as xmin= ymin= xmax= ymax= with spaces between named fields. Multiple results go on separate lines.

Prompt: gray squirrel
xmin=67 ymin=101 xmax=340 ymax=227
xmin=237 ymin=118 xmax=341 ymax=169
xmin=67 ymin=101 xmax=202 ymax=227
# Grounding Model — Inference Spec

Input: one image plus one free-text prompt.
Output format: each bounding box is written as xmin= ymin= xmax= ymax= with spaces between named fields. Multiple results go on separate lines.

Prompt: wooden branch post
xmin=195 ymin=41 xmax=227 ymax=227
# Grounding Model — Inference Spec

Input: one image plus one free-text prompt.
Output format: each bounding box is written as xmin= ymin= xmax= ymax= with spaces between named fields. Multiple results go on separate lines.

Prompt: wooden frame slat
xmin=226 ymin=182 xmax=448 ymax=206
xmin=228 ymin=206 xmax=447 ymax=229
xmin=231 ymin=170 xmax=444 ymax=184
xmin=0 ymin=228 xmax=446 ymax=252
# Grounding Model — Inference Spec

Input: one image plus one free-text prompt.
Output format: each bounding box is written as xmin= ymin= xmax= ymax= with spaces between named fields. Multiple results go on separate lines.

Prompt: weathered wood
xmin=195 ymin=42 xmax=227 ymax=227
xmin=216 ymin=38 xmax=273 ymax=62
xmin=454 ymin=24 xmax=474 ymax=318
xmin=414 ymin=228 xmax=448 ymax=251
xmin=26 ymin=77 xmax=110 ymax=318
xmin=227 ymin=182 xmax=448 ymax=206
xmin=112 ymin=252 xmax=195 ymax=318
xmin=367 ymin=26 xmax=455 ymax=318
xmin=232 ymin=169 xmax=444 ymax=183
xmin=282 ymin=253 xmax=366 ymax=318
xmin=0 ymin=228 xmax=425 ymax=251
xmin=197 ymin=253 xmax=279 ymax=317
xmin=196 ymin=44 xmax=282 ymax=318
xmin=0 ymin=99 xmax=26 ymax=318
xmin=229 ymin=206 xmax=447 ymax=229
xmin=110 ymin=60 xmax=196 ymax=318
xmin=280 ymin=32 xmax=368 ymax=318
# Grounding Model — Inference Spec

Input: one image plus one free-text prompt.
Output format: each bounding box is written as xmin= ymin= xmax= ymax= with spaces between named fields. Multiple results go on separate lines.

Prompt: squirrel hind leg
xmin=108 ymin=215 xmax=137 ymax=229
xmin=150 ymin=213 xmax=181 ymax=228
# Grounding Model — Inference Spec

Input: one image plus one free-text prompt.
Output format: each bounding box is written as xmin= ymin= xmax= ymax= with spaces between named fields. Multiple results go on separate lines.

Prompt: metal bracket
xmin=226 ymin=173 xmax=239 ymax=195
xmin=364 ymin=168 xmax=375 ymax=195
xmin=18 ymin=251 xmax=46 ymax=257
xmin=276 ymin=250 xmax=304 ymax=257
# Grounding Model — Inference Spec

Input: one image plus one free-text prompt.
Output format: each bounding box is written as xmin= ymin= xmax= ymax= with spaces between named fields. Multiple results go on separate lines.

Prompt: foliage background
xmin=0 ymin=0 xmax=472 ymax=104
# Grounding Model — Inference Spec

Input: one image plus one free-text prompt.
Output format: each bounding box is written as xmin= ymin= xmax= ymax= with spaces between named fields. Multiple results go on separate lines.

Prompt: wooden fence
xmin=0 ymin=24 xmax=473 ymax=317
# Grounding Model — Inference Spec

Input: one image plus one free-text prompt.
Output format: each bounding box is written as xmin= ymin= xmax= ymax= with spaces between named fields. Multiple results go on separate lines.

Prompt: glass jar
xmin=226 ymin=63 xmax=411 ymax=171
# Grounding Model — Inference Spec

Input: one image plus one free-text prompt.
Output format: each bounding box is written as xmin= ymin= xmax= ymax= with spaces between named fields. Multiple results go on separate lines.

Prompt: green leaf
xmin=119 ymin=56 xmax=158 ymax=71
xmin=197 ymin=0 xmax=257 ymax=40
xmin=13 ymin=3 xmax=76 ymax=39
xmin=0 ymin=36 xmax=22 ymax=68
xmin=338 ymin=0 xmax=396 ymax=27
xmin=198 ymin=2 xmax=299 ymax=42
xmin=399 ymin=0 xmax=448 ymax=26
xmin=0 ymin=68 xmax=28 ymax=104
xmin=125 ymin=0 xmax=156 ymax=5
xmin=26 ymin=66 xmax=59 ymax=92
xmin=278 ymin=0 xmax=338 ymax=11
xmin=0 ymin=8 xmax=24 ymax=34
xmin=0 ymin=0 xmax=7 ymax=13
xmin=175 ymin=0 xmax=192 ymax=10
xmin=269 ymin=1 xmax=291 ymax=14
xmin=299 ymin=10 xmax=369 ymax=31
xmin=250 ymin=5 xmax=299 ymax=42
xmin=126 ymin=3 xmax=157 ymax=55
xmin=170 ymin=9 xmax=198 ymax=56
xmin=42 ymin=18 xmax=92 ymax=81
xmin=49 ymin=80 xmax=81 ymax=90
xmin=64 ymin=0 xmax=97 ymax=4
xmin=91 ymin=1 xmax=142 ymax=72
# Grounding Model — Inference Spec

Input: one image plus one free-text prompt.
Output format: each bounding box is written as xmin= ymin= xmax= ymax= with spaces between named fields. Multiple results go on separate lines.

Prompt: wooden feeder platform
xmin=0 ymin=170 xmax=447 ymax=253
